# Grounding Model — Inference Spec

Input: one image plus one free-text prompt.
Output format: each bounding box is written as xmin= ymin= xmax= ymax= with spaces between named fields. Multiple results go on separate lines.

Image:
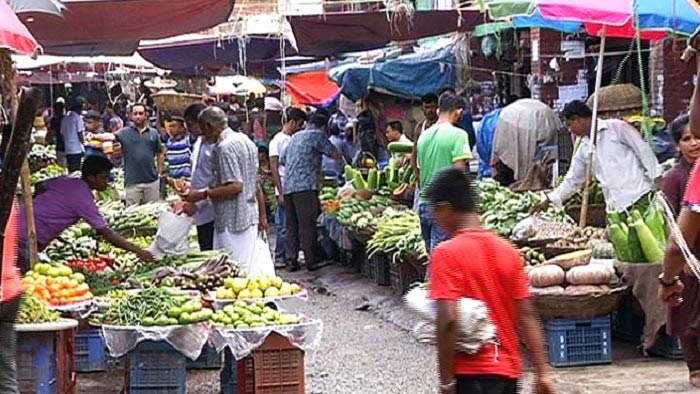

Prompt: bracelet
xmin=658 ymin=273 xmax=680 ymax=288
xmin=439 ymin=380 xmax=456 ymax=391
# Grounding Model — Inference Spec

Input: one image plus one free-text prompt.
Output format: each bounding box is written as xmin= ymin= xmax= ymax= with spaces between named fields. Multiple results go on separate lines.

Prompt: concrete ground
xmin=77 ymin=263 xmax=698 ymax=394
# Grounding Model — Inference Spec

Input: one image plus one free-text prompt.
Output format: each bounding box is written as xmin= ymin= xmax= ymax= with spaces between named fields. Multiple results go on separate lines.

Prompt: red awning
xmin=14 ymin=0 xmax=234 ymax=56
xmin=285 ymin=71 xmax=340 ymax=106
xmin=288 ymin=10 xmax=482 ymax=56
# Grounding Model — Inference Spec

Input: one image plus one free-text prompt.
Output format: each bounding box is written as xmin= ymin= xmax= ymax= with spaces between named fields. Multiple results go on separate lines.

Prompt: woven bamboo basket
xmin=587 ymin=83 xmax=642 ymax=119
xmin=534 ymin=285 xmax=627 ymax=320
xmin=152 ymin=92 xmax=201 ymax=116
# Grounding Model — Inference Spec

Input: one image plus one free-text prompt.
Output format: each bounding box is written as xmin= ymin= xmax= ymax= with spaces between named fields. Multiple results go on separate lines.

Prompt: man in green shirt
xmin=416 ymin=92 xmax=472 ymax=255
xmin=95 ymin=103 xmax=166 ymax=205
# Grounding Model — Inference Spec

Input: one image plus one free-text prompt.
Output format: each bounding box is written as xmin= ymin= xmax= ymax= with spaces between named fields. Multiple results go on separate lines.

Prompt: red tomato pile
xmin=66 ymin=255 xmax=114 ymax=272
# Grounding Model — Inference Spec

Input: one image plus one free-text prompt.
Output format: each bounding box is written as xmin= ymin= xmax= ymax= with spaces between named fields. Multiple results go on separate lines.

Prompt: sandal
xmin=689 ymin=370 xmax=700 ymax=388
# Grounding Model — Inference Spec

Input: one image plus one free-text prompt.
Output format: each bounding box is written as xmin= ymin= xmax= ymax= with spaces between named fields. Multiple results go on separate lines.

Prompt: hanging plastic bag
xmin=247 ymin=233 xmax=275 ymax=277
xmin=149 ymin=210 xmax=193 ymax=259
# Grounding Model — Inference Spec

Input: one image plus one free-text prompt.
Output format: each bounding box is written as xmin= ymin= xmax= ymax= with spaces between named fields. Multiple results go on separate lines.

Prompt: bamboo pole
xmin=0 ymin=49 xmax=38 ymax=267
xmin=579 ymin=26 xmax=607 ymax=228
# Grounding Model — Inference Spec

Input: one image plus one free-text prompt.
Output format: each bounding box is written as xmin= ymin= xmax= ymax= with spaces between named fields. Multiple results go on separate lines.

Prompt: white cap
xmin=264 ymin=97 xmax=283 ymax=112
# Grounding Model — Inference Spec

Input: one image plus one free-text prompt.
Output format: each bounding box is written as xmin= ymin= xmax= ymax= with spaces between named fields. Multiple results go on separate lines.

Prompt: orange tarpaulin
xmin=285 ymin=71 xmax=340 ymax=106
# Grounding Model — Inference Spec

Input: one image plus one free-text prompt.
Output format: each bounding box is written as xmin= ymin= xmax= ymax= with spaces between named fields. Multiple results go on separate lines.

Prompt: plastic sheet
xmin=404 ymin=287 xmax=497 ymax=354
xmin=209 ymin=320 xmax=323 ymax=361
xmin=101 ymin=323 xmax=210 ymax=360
xmin=48 ymin=300 xmax=96 ymax=319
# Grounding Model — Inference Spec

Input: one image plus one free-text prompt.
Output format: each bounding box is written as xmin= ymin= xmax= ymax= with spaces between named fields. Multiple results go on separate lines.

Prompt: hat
xmin=85 ymin=110 xmax=102 ymax=121
xmin=264 ymin=97 xmax=283 ymax=112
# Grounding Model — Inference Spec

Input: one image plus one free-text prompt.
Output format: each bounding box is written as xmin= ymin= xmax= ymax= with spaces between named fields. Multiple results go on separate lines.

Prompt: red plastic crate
xmin=237 ymin=333 xmax=305 ymax=394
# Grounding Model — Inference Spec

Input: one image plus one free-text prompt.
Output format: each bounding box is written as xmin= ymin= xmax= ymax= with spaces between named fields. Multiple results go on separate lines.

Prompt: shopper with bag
xmin=426 ymin=168 xmax=555 ymax=394
xmin=184 ymin=107 xmax=268 ymax=273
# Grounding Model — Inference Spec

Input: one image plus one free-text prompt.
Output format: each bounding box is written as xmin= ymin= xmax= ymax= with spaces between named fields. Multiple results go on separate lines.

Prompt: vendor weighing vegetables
xmin=532 ymin=100 xmax=658 ymax=214
xmin=18 ymin=155 xmax=155 ymax=271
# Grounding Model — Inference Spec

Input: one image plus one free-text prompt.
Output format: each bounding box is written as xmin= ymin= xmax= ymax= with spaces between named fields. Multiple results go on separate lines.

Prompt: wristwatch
xmin=658 ymin=273 xmax=680 ymax=288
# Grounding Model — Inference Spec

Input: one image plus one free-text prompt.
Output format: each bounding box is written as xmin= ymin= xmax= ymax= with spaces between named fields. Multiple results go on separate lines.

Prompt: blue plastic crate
xmin=127 ymin=341 xmax=186 ymax=394
xmin=17 ymin=331 xmax=58 ymax=394
xmin=75 ymin=328 xmax=106 ymax=372
xmin=186 ymin=344 xmax=222 ymax=370
xmin=545 ymin=315 xmax=612 ymax=367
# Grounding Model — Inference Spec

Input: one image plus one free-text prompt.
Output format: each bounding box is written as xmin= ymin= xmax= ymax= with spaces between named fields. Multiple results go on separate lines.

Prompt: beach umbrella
xmin=0 ymin=0 xmax=39 ymax=54
xmin=479 ymin=0 xmax=700 ymax=225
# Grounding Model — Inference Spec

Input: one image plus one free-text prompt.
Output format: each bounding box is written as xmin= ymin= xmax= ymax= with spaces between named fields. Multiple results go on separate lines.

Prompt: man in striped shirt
xmin=166 ymin=117 xmax=192 ymax=180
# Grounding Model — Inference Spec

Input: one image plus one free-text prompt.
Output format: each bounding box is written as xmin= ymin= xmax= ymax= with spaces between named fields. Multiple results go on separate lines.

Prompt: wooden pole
xmin=579 ymin=26 xmax=607 ymax=228
xmin=0 ymin=49 xmax=39 ymax=268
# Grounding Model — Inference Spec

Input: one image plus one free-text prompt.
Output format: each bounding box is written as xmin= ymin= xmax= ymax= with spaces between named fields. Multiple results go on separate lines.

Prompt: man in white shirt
xmin=182 ymin=103 xmax=216 ymax=250
xmin=60 ymin=97 xmax=86 ymax=172
xmin=269 ymin=108 xmax=307 ymax=267
xmin=533 ymin=100 xmax=658 ymax=213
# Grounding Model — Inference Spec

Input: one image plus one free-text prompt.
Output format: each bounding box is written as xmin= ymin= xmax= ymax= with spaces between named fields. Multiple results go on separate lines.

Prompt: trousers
xmin=284 ymin=191 xmax=321 ymax=267
xmin=125 ymin=179 xmax=160 ymax=206
xmin=456 ymin=375 xmax=518 ymax=394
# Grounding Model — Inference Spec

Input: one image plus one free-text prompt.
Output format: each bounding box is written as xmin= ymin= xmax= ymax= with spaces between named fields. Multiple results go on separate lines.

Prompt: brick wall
xmin=529 ymin=28 xmax=586 ymax=106
xmin=649 ymin=39 xmax=697 ymax=123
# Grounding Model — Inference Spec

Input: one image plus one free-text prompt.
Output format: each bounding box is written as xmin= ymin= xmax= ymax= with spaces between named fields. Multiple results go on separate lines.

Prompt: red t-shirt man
xmin=424 ymin=166 xmax=554 ymax=394
xmin=431 ymin=230 xmax=529 ymax=378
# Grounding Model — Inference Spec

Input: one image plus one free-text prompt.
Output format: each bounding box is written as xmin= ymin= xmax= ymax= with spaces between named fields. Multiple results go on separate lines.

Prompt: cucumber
xmin=388 ymin=142 xmax=413 ymax=154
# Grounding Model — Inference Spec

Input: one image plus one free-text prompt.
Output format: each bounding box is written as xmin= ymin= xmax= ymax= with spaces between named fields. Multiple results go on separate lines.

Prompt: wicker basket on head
xmin=587 ymin=83 xmax=643 ymax=119
xmin=152 ymin=92 xmax=202 ymax=116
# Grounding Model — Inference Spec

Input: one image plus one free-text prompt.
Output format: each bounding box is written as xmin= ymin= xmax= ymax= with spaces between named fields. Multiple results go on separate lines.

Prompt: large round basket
xmin=152 ymin=92 xmax=201 ymax=116
xmin=587 ymin=83 xmax=642 ymax=115
xmin=534 ymin=285 xmax=627 ymax=320
xmin=565 ymin=203 xmax=607 ymax=228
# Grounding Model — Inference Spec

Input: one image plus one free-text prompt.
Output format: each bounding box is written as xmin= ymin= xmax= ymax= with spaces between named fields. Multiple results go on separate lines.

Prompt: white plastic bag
xmin=149 ymin=210 xmax=193 ymax=258
xmin=247 ymin=233 xmax=275 ymax=277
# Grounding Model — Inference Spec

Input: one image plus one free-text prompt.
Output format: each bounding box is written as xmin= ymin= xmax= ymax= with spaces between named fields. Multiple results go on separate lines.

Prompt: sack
xmin=403 ymin=286 xmax=498 ymax=355
xmin=149 ymin=210 xmax=193 ymax=259
xmin=248 ymin=233 xmax=275 ymax=277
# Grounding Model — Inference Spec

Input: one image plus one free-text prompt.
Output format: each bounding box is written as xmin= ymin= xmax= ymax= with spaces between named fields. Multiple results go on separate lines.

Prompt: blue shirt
xmin=322 ymin=135 xmax=351 ymax=177
xmin=476 ymin=108 xmax=502 ymax=179
xmin=281 ymin=127 xmax=338 ymax=195
xmin=166 ymin=136 xmax=192 ymax=179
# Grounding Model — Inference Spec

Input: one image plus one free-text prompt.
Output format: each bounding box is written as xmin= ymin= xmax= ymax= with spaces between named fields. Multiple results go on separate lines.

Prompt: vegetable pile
xmin=548 ymin=227 xmax=607 ymax=249
xmin=98 ymin=201 xmax=165 ymax=233
xmin=478 ymin=179 xmax=568 ymax=236
xmin=99 ymin=287 xmax=206 ymax=326
xmin=367 ymin=208 xmax=427 ymax=263
xmin=527 ymin=250 xmax=615 ymax=296
xmin=214 ymin=275 xmax=301 ymax=300
xmin=23 ymin=263 xmax=93 ymax=307
xmin=608 ymin=200 xmax=667 ymax=263
xmin=335 ymin=194 xmax=396 ymax=229
xmin=17 ymin=293 xmax=61 ymax=324
xmin=45 ymin=223 xmax=97 ymax=262
xmin=211 ymin=300 xmax=301 ymax=329
xmin=28 ymin=145 xmax=57 ymax=173
xmin=30 ymin=164 xmax=64 ymax=186
xmin=519 ymin=246 xmax=546 ymax=266
xmin=150 ymin=253 xmax=238 ymax=292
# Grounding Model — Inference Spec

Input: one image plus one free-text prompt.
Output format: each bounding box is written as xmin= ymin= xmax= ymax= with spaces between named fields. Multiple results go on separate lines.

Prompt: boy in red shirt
xmin=426 ymin=168 xmax=555 ymax=394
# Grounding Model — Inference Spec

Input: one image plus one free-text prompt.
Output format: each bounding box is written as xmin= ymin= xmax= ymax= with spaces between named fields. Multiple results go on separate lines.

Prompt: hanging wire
xmin=611 ymin=38 xmax=636 ymax=85
xmin=633 ymin=10 xmax=652 ymax=143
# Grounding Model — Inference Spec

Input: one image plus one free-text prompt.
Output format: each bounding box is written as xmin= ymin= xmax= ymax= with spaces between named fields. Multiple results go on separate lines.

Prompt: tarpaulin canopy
xmin=288 ymin=10 xmax=482 ymax=56
xmin=286 ymin=70 xmax=341 ymax=106
xmin=13 ymin=53 xmax=159 ymax=73
xmin=329 ymin=42 xmax=456 ymax=101
xmin=0 ymin=0 xmax=39 ymax=54
xmin=12 ymin=0 xmax=235 ymax=56
xmin=138 ymin=35 xmax=295 ymax=76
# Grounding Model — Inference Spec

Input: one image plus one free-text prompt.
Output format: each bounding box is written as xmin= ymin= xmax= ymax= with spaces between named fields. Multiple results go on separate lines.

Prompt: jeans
xmin=456 ymin=376 xmax=518 ymax=394
xmin=0 ymin=295 xmax=22 ymax=394
xmin=418 ymin=203 xmax=448 ymax=254
xmin=274 ymin=203 xmax=286 ymax=262
xmin=196 ymin=221 xmax=214 ymax=251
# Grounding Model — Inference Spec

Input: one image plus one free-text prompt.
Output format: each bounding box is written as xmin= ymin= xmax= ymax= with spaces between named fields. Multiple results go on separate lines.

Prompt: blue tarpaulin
xmin=329 ymin=43 xmax=456 ymax=101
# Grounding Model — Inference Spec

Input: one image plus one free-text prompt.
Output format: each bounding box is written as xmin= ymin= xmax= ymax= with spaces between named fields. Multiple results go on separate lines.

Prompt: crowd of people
xmin=5 ymin=63 xmax=700 ymax=392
